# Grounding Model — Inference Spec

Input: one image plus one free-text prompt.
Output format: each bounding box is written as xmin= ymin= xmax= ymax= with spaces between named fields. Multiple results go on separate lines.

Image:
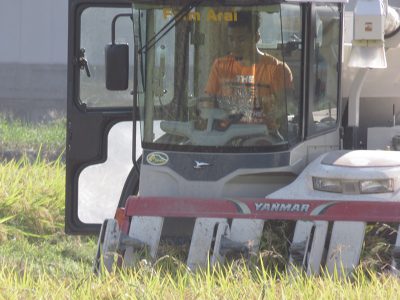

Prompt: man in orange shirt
xmin=204 ymin=11 xmax=293 ymax=133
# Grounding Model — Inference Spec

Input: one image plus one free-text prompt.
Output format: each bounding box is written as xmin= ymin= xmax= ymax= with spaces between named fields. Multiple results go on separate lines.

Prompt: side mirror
xmin=105 ymin=13 xmax=132 ymax=91
xmin=105 ymin=43 xmax=129 ymax=90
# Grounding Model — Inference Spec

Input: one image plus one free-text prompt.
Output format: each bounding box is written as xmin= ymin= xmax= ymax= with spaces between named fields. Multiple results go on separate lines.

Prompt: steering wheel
xmin=160 ymin=96 xmax=279 ymax=146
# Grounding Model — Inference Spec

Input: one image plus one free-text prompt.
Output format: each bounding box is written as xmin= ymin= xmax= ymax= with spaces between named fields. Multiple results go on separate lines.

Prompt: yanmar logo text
xmin=255 ymin=202 xmax=310 ymax=213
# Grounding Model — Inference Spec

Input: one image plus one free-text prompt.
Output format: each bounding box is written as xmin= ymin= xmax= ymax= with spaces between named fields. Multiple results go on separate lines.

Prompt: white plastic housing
xmin=353 ymin=0 xmax=385 ymax=41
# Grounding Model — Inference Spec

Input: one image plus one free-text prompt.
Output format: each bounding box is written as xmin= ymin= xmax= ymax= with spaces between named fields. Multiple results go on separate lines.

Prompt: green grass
xmin=1 ymin=254 xmax=400 ymax=299
xmin=0 ymin=158 xmax=65 ymax=239
xmin=0 ymin=158 xmax=98 ymax=297
xmin=0 ymin=116 xmax=65 ymax=160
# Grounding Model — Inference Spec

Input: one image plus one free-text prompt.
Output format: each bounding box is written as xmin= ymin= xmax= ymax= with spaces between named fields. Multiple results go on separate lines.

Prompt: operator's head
xmin=228 ymin=11 xmax=260 ymax=59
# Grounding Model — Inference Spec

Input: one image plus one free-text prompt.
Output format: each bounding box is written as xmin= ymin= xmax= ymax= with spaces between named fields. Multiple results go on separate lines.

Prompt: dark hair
xmin=228 ymin=10 xmax=260 ymax=33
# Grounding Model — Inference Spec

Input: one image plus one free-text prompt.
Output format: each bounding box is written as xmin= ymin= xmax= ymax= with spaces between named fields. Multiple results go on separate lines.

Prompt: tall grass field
xmin=1 ymin=118 xmax=400 ymax=299
xmin=0 ymin=116 xmax=65 ymax=161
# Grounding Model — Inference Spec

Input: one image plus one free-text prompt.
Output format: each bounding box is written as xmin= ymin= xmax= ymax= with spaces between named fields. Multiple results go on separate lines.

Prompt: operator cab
xmin=66 ymin=0 xmax=344 ymax=234
xmin=136 ymin=2 xmax=340 ymax=149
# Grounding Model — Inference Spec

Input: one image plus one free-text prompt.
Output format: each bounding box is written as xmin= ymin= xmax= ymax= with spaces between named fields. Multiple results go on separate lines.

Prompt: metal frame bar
xmin=124 ymin=196 xmax=400 ymax=222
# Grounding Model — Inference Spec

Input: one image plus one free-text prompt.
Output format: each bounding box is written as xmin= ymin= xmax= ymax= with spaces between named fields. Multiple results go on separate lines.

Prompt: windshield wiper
xmin=139 ymin=0 xmax=204 ymax=54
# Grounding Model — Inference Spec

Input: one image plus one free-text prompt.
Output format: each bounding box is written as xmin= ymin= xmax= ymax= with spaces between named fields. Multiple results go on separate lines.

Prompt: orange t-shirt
xmin=205 ymin=54 xmax=293 ymax=128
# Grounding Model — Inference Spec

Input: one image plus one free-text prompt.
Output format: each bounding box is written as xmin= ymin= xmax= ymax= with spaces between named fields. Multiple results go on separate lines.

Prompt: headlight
xmin=359 ymin=179 xmax=394 ymax=194
xmin=312 ymin=177 xmax=342 ymax=193
xmin=312 ymin=177 xmax=394 ymax=194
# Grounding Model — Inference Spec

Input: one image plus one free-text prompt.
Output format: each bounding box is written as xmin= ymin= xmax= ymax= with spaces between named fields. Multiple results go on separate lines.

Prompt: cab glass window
xmin=308 ymin=4 xmax=340 ymax=135
xmin=137 ymin=4 xmax=303 ymax=150
xmin=79 ymin=7 xmax=134 ymax=107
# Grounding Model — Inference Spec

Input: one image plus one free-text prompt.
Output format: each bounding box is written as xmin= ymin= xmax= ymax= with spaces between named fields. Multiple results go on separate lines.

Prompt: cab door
xmin=66 ymin=0 xmax=139 ymax=234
